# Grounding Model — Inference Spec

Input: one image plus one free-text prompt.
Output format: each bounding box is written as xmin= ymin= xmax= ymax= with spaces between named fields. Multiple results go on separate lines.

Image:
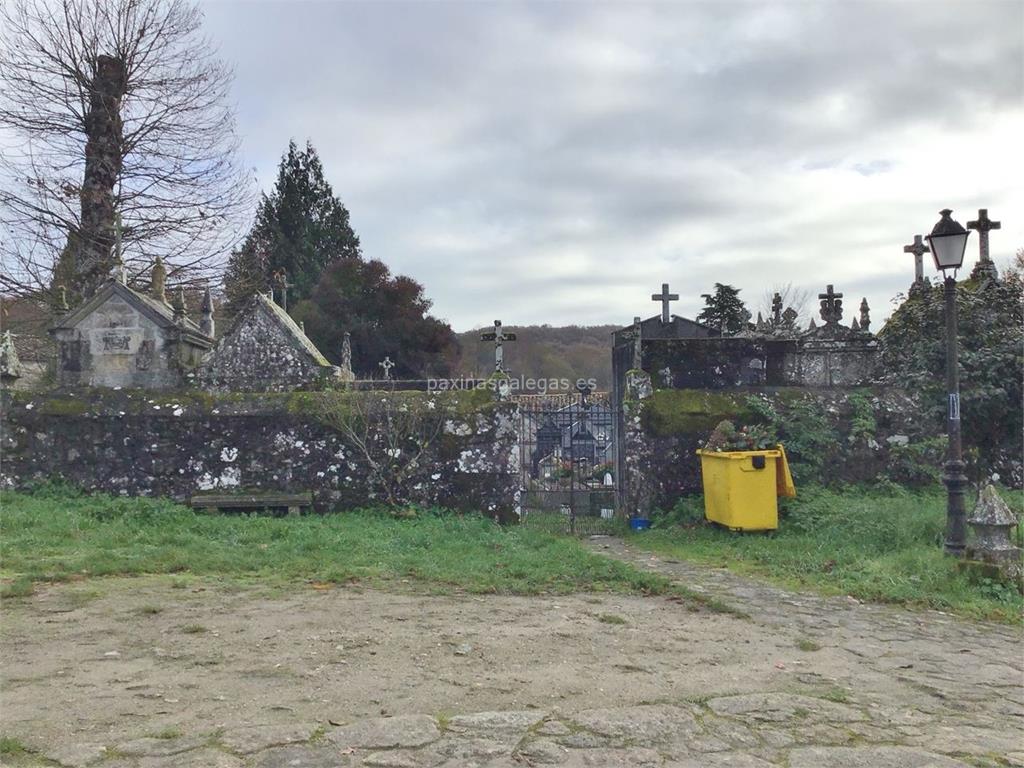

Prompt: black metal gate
xmin=515 ymin=386 xmax=620 ymax=535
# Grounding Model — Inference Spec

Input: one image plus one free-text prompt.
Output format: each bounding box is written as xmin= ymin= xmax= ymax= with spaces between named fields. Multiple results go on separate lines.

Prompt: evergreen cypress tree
xmin=697 ymin=283 xmax=751 ymax=335
xmin=224 ymin=140 xmax=360 ymax=310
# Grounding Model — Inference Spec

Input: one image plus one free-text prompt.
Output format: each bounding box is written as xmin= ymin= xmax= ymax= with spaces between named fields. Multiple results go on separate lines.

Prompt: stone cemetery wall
xmin=0 ymin=389 xmax=519 ymax=518
xmin=641 ymin=337 xmax=878 ymax=389
xmin=621 ymin=374 xmax=949 ymax=513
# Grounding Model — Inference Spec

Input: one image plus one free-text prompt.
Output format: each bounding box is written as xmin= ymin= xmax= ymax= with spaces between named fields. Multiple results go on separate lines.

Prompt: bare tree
xmin=308 ymin=391 xmax=453 ymax=507
xmin=0 ymin=0 xmax=254 ymax=304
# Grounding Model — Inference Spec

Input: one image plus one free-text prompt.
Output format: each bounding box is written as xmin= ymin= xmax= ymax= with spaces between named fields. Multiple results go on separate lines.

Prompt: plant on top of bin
xmin=704 ymin=420 xmax=778 ymax=452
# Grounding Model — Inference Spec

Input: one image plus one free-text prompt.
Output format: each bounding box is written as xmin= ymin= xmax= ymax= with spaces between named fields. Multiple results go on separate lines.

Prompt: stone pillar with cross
xmin=480 ymin=320 xmax=517 ymax=373
xmin=651 ymin=283 xmax=678 ymax=325
xmin=968 ymin=208 xmax=1001 ymax=282
xmin=378 ymin=356 xmax=395 ymax=381
xmin=903 ymin=235 xmax=930 ymax=294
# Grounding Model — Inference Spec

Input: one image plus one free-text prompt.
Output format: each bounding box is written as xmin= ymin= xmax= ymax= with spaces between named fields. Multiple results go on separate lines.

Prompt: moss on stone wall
xmin=641 ymin=389 xmax=759 ymax=436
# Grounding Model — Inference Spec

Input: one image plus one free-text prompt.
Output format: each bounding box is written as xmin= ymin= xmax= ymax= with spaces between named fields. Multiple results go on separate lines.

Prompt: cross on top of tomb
xmin=480 ymin=319 xmax=517 ymax=373
xmin=818 ymin=284 xmax=843 ymax=326
xmin=903 ymin=235 xmax=929 ymax=287
xmin=967 ymin=208 xmax=1001 ymax=282
xmin=651 ymin=283 xmax=678 ymax=324
xmin=771 ymin=293 xmax=783 ymax=326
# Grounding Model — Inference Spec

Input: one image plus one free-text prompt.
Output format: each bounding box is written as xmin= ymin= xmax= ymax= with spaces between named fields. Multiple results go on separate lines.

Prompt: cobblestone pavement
xmin=3 ymin=538 xmax=1022 ymax=767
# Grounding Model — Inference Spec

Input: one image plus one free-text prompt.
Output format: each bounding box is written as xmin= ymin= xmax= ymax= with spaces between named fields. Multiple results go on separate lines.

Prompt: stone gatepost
xmin=622 ymin=368 xmax=654 ymax=518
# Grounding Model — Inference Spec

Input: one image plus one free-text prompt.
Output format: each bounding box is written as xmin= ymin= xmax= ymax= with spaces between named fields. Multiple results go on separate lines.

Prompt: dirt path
xmin=1 ymin=539 xmax=1021 ymax=767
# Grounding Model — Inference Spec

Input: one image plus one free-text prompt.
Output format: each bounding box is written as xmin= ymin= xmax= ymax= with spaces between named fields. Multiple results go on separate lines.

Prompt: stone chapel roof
xmin=224 ymin=292 xmax=331 ymax=367
xmin=50 ymin=279 xmax=213 ymax=348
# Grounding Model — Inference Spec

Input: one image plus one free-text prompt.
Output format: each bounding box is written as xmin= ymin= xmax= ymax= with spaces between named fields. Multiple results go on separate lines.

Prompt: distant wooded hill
xmin=456 ymin=324 xmax=619 ymax=390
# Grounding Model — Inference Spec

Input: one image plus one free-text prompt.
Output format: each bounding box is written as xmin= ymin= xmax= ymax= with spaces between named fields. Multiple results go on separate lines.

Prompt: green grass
xmin=0 ymin=736 xmax=28 ymax=756
xmin=632 ymin=486 xmax=1023 ymax=622
xmin=0 ymin=485 xmax=709 ymax=602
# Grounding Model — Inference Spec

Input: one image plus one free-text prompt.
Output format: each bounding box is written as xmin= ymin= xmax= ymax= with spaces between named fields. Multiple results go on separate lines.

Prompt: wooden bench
xmin=189 ymin=491 xmax=314 ymax=516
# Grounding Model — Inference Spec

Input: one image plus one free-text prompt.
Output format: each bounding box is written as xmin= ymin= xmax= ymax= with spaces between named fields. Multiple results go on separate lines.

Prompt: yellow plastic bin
xmin=695 ymin=446 xmax=796 ymax=531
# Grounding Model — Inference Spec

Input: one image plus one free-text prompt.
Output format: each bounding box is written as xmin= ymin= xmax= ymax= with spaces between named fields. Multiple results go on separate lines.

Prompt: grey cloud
xmin=201 ymin=1 xmax=1023 ymax=331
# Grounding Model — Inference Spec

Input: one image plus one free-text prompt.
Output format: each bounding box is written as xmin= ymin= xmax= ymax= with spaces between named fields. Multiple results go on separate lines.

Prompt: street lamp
xmin=925 ymin=209 xmax=971 ymax=557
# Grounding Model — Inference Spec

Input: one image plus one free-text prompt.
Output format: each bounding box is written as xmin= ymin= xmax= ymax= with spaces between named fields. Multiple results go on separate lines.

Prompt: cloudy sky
xmin=202 ymin=0 xmax=1023 ymax=332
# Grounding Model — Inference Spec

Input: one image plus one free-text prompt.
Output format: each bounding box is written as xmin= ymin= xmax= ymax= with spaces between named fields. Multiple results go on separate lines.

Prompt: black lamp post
xmin=925 ymin=209 xmax=971 ymax=557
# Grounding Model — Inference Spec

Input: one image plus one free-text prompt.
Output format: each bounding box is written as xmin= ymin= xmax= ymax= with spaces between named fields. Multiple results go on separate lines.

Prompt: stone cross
xmin=272 ymin=269 xmax=293 ymax=312
xmin=651 ymin=283 xmax=679 ymax=324
xmin=480 ymin=319 xmax=517 ymax=373
xmin=818 ymin=284 xmax=843 ymax=326
xmin=200 ymin=286 xmax=215 ymax=337
xmin=771 ymin=293 xmax=783 ymax=326
xmin=967 ymin=209 xmax=1000 ymax=264
xmin=111 ymin=213 xmax=126 ymax=284
xmin=379 ymin=356 xmax=395 ymax=380
xmin=903 ymin=235 xmax=929 ymax=285
xmin=340 ymin=332 xmax=353 ymax=375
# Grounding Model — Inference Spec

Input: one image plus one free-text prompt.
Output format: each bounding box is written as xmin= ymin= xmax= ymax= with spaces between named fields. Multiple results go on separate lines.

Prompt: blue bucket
xmin=629 ymin=518 xmax=651 ymax=531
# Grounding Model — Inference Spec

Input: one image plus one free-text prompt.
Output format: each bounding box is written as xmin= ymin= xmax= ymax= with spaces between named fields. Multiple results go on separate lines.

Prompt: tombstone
xmin=379 ymin=356 xmax=395 ymax=381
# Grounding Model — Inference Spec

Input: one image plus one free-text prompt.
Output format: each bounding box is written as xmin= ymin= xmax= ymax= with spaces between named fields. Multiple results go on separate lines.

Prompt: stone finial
xmin=200 ymin=286 xmax=215 ymax=337
xmin=172 ymin=287 xmax=187 ymax=325
xmin=151 ymin=256 xmax=167 ymax=304
xmin=110 ymin=213 xmax=126 ymax=284
xmin=966 ymin=484 xmax=1022 ymax=585
xmin=55 ymin=284 xmax=69 ymax=312
xmin=850 ymin=317 xmax=860 ymax=331
xmin=859 ymin=298 xmax=870 ymax=333
xmin=340 ymin=331 xmax=353 ymax=375
xmin=0 ymin=330 xmax=21 ymax=383
xmin=807 ymin=317 xmax=817 ymax=331
xmin=755 ymin=312 xmax=766 ymax=332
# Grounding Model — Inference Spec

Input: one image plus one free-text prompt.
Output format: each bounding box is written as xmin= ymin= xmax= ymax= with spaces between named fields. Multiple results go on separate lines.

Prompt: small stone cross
xmin=818 ymin=284 xmax=843 ymax=326
xmin=967 ymin=208 xmax=1000 ymax=264
xmin=771 ymin=293 xmax=783 ymax=326
xmin=271 ymin=269 xmax=293 ymax=312
xmin=480 ymin=319 xmax=517 ymax=373
xmin=379 ymin=356 xmax=395 ymax=380
xmin=903 ymin=235 xmax=929 ymax=285
xmin=651 ymin=283 xmax=679 ymax=325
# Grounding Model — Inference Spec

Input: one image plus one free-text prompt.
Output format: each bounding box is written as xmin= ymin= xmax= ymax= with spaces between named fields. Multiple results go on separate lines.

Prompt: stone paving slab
xmin=8 ymin=537 xmax=1023 ymax=768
